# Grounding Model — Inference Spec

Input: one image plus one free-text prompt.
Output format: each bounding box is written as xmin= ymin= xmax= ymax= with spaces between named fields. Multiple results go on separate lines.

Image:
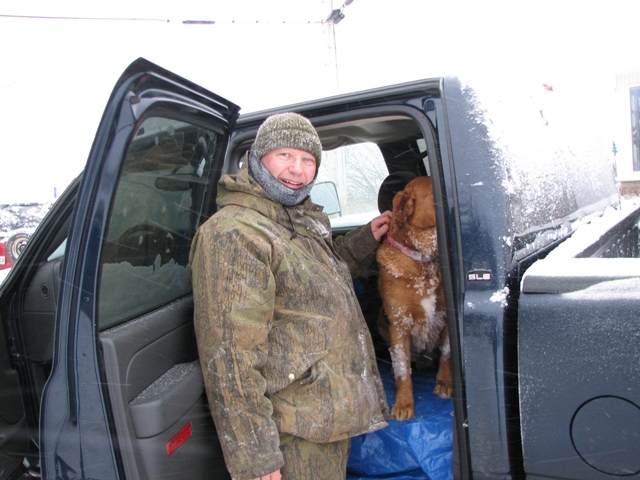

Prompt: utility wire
xmin=0 ymin=14 xmax=170 ymax=22
xmin=0 ymin=14 xmax=324 ymax=24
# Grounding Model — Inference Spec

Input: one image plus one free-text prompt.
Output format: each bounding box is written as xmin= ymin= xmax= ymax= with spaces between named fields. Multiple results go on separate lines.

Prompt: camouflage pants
xmin=279 ymin=433 xmax=351 ymax=480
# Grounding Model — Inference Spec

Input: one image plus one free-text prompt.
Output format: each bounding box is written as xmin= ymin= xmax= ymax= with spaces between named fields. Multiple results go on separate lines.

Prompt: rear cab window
xmin=313 ymin=142 xmax=389 ymax=230
xmin=298 ymin=114 xmax=434 ymax=241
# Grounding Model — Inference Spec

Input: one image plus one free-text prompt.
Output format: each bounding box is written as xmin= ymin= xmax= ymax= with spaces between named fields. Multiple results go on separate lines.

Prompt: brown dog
xmin=376 ymin=176 xmax=452 ymax=421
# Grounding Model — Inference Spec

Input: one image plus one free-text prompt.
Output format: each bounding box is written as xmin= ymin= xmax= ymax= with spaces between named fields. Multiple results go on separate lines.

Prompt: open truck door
xmin=0 ymin=58 xmax=239 ymax=479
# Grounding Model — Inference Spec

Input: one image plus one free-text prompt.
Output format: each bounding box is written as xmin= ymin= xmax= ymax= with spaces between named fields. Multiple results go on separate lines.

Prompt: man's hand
xmin=371 ymin=210 xmax=392 ymax=242
xmin=254 ymin=470 xmax=282 ymax=480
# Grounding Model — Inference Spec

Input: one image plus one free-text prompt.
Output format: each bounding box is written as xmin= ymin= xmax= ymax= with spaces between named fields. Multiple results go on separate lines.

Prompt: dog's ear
xmin=393 ymin=190 xmax=415 ymax=222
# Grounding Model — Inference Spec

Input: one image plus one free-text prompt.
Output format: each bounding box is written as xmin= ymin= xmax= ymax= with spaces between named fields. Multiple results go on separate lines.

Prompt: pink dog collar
xmin=387 ymin=234 xmax=435 ymax=263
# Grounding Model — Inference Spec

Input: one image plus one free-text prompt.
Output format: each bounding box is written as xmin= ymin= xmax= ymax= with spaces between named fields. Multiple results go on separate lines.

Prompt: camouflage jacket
xmin=190 ymin=164 xmax=388 ymax=479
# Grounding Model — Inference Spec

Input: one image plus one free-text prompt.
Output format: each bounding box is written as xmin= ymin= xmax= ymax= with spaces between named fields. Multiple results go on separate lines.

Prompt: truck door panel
xmin=101 ymin=297 xmax=229 ymax=479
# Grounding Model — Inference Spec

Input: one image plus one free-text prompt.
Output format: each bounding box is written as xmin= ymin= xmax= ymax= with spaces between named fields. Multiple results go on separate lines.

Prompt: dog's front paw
xmin=433 ymin=380 xmax=453 ymax=399
xmin=391 ymin=398 xmax=415 ymax=421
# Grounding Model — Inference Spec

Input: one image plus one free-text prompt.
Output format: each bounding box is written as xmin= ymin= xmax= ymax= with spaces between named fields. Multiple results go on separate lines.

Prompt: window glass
xmin=98 ymin=117 xmax=219 ymax=330
xmin=312 ymin=142 xmax=388 ymax=229
xmin=464 ymin=78 xmax=617 ymax=239
xmin=47 ymin=239 xmax=66 ymax=261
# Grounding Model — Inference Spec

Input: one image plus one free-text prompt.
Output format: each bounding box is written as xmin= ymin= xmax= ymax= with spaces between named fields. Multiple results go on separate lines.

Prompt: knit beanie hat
xmin=253 ymin=112 xmax=322 ymax=167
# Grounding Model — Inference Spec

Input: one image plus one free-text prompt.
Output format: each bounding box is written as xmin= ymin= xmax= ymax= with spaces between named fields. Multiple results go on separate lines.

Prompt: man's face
xmin=260 ymin=148 xmax=317 ymax=189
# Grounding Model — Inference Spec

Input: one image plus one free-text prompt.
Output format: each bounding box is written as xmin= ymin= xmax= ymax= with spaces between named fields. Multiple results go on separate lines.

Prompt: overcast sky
xmin=1 ymin=0 xmax=639 ymax=204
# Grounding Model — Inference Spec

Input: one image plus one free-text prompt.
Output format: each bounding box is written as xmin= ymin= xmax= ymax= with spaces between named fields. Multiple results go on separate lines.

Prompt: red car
xmin=0 ymin=229 xmax=34 ymax=270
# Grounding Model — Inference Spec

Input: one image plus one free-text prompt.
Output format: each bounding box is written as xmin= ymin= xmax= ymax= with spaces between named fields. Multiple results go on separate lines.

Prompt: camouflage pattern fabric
xmin=190 ymin=164 xmax=388 ymax=479
xmin=279 ymin=434 xmax=351 ymax=480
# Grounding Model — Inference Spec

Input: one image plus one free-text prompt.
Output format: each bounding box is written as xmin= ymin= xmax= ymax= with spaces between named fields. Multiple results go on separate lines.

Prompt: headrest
xmin=377 ymin=172 xmax=418 ymax=213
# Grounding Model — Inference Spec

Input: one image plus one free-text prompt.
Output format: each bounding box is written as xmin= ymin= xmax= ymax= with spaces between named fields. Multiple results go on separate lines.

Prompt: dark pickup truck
xmin=0 ymin=58 xmax=637 ymax=480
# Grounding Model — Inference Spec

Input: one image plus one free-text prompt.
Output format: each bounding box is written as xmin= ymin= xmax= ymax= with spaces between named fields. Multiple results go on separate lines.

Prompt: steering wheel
xmin=114 ymin=224 xmax=175 ymax=267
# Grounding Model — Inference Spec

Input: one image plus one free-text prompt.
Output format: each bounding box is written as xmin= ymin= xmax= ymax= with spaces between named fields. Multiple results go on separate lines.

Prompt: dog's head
xmin=391 ymin=176 xmax=436 ymax=232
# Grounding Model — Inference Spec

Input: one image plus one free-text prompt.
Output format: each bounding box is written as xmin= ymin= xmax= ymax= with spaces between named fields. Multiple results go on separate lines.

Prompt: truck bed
xmin=521 ymin=202 xmax=640 ymax=294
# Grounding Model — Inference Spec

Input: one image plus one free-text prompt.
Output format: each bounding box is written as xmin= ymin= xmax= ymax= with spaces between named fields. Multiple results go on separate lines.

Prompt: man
xmin=191 ymin=112 xmax=390 ymax=480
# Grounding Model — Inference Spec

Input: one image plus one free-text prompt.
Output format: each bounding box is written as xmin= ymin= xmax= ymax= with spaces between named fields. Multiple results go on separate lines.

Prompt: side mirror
xmin=310 ymin=181 xmax=341 ymax=216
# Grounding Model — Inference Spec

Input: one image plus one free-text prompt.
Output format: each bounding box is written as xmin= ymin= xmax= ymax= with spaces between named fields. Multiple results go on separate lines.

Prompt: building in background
xmin=614 ymin=70 xmax=640 ymax=197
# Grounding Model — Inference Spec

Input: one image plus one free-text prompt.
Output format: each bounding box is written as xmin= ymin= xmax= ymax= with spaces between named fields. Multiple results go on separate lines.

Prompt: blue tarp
xmin=347 ymin=360 xmax=453 ymax=480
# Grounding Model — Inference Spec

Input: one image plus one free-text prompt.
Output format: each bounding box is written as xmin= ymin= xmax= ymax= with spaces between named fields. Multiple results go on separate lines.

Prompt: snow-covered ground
xmin=0 ymin=203 xmax=50 ymax=233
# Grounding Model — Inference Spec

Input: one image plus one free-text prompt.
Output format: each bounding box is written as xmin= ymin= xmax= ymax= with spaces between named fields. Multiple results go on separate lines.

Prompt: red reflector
xmin=166 ymin=422 xmax=193 ymax=457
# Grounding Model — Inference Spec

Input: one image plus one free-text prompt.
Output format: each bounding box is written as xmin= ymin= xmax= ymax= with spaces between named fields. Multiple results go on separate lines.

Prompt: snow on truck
xmin=0 ymin=59 xmax=637 ymax=480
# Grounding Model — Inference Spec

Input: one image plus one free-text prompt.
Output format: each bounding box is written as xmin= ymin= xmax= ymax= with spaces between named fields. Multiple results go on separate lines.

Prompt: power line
xmin=0 ymin=14 xmax=170 ymax=22
xmin=181 ymin=20 xmax=322 ymax=24
xmin=1 ymin=2 xmax=358 ymax=26
xmin=0 ymin=14 xmax=325 ymax=24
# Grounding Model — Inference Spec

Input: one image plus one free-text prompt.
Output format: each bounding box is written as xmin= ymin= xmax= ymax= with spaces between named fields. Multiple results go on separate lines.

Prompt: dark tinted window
xmin=98 ymin=116 xmax=219 ymax=329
